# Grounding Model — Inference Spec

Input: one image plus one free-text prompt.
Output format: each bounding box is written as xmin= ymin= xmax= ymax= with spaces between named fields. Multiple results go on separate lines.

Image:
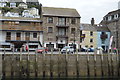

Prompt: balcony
xmin=56 ymin=24 xmax=69 ymax=28
xmin=56 ymin=34 xmax=68 ymax=38
xmin=100 ymin=34 xmax=108 ymax=40
xmin=80 ymin=34 xmax=85 ymax=38
xmin=1 ymin=25 xmax=43 ymax=31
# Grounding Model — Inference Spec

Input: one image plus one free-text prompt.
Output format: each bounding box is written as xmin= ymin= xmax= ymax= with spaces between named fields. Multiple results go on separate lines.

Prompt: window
xmin=90 ymin=31 xmax=93 ymax=36
xmin=102 ymin=40 xmax=105 ymax=44
xmin=71 ymin=18 xmax=76 ymax=24
xmin=33 ymin=33 xmax=37 ymax=38
xmin=6 ymin=32 xmax=11 ymax=40
xmin=48 ymin=27 xmax=53 ymax=33
xmin=48 ymin=17 xmax=53 ymax=23
xmin=16 ymin=33 xmax=21 ymax=37
xmin=58 ymin=18 xmax=66 ymax=25
xmin=71 ymin=28 xmax=75 ymax=34
xmin=90 ymin=45 xmax=93 ymax=47
xmin=25 ymin=32 xmax=30 ymax=37
xmin=10 ymin=3 xmax=16 ymax=7
xmin=58 ymin=28 xmax=66 ymax=35
xmin=90 ymin=39 xmax=93 ymax=43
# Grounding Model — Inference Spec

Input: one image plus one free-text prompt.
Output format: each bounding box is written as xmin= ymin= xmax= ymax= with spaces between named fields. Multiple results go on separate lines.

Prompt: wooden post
xmin=50 ymin=49 xmax=53 ymax=78
xmin=94 ymin=51 xmax=97 ymax=77
xmin=86 ymin=50 xmax=90 ymax=77
xmin=116 ymin=49 xmax=120 ymax=76
xmin=2 ymin=48 xmax=6 ymax=79
xmin=58 ymin=48 xmax=60 ymax=77
xmin=19 ymin=48 xmax=22 ymax=78
xmin=35 ymin=51 xmax=38 ymax=77
xmin=27 ymin=48 xmax=30 ymax=78
xmin=111 ymin=52 xmax=114 ymax=76
xmin=42 ymin=49 xmax=46 ymax=78
xmin=76 ymin=49 xmax=79 ymax=77
xmin=11 ymin=47 xmax=14 ymax=78
xmin=100 ymin=52 xmax=104 ymax=77
xmin=107 ymin=49 xmax=111 ymax=76
xmin=65 ymin=49 xmax=68 ymax=77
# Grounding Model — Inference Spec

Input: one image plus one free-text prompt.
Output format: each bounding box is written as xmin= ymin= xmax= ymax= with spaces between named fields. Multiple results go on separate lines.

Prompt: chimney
xmin=91 ymin=18 xmax=95 ymax=26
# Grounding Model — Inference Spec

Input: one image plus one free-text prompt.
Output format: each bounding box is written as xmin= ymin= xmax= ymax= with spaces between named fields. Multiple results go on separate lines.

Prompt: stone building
xmin=100 ymin=9 xmax=120 ymax=49
xmin=42 ymin=7 xmax=81 ymax=50
xmin=0 ymin=17 xmax=43 ymax=51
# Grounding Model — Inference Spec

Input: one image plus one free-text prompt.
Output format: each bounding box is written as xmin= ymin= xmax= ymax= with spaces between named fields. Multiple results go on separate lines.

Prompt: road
xmin=0 ymin=51 xmax=96 ymax=54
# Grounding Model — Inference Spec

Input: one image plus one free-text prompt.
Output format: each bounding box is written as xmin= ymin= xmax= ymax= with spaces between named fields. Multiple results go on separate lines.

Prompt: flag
xmin=109 ymin=36 xmax=113 ymax=49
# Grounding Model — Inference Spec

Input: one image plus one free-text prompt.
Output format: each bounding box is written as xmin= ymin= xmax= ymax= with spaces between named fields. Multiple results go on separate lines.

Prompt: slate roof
xmin=0 ymin=16 xmax=42 ymax=22
xmin=80 ymin=23 xmax=110 ymax=32
xmin=80 ymin=23 xmax=97 ymax=31
xmin=26 ymin=0 xmax=38 ymax=2
xmin=9 ymin=0 xmax=23 ymax=2
xmin=42 ymin=7 xmax=80 ymax=18
xmin=96 ymin=26 xmax=110 ymax=32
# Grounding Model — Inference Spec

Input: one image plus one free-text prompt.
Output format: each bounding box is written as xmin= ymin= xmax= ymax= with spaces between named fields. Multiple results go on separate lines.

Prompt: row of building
xmin=0 ymin=0 xmax=112 ymax=51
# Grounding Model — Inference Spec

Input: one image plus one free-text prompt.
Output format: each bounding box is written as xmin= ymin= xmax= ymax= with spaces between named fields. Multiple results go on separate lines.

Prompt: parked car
xmin=88 ymin=48 xmax=94 ymax=52
xmin=81 ymin=47 xmax=88 ymax=52
xmin=36 ymin=47 xmax=48 ymax=53
xmin=61 ymin=46 xmax=74 ymax=54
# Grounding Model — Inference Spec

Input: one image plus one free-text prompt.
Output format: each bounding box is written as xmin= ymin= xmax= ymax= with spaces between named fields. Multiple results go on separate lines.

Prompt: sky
xmin=37 ymin=0 xmax=120 ymax=24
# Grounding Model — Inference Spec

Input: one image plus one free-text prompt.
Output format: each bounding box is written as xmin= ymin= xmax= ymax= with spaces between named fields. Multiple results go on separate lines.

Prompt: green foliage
xmin=0 ymin=7 xmax=11 ymax=13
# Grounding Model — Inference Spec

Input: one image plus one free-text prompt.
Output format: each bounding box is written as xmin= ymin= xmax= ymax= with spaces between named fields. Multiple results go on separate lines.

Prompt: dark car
xmin=36 ymin=47 xmax=48 ymax=53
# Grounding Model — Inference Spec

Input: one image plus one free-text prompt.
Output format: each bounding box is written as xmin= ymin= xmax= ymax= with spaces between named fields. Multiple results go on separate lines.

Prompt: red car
xmin=36 ymin=47 xmax=48 ymax=53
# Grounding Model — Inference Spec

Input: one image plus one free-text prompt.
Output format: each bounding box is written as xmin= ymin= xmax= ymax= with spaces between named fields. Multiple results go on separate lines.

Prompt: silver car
xmin=61 ymin=46 xmax=74 ymax=54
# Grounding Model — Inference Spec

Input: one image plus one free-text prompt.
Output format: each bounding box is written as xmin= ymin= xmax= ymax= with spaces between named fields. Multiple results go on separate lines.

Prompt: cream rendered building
xmin=80 ymin=23 xmax=97 ymax=49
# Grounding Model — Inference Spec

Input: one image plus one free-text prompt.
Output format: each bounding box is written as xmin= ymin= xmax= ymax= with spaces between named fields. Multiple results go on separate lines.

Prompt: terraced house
xmin=80 ymin=23 xmax=97 ymax=49
xmin=42 ymin=7 xmax=81 ymax=50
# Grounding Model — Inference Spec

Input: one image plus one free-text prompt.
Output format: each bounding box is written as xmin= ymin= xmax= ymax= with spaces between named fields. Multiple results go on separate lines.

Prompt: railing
xmin=1 ymin=25 xmax=43 ymax=31
xmin=1 ymin=49 xmax=120 ymax=79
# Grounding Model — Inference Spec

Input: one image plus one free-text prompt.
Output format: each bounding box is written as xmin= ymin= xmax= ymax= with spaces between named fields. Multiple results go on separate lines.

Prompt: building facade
xmin=0 ymin=0 xmax=43 ymax=51
xmin=100 ymin=9 xmax=120 ymax=49
xmin=42 ymin=7 xmax=81 ymax=50
xmin=80 ymin=23 xmax=97 ymax=49
xmin=0 ymin=17 xmax=43 ymax=51
xmin=96 ymin=26 xmax=110 ymax=51
xmin=80 ymin=23 xmax=111 ymax=51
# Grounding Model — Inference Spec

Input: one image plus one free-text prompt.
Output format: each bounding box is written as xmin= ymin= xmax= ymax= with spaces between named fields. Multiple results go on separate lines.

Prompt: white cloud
xmin=39 ymin=0 xmax=120 ymax=24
